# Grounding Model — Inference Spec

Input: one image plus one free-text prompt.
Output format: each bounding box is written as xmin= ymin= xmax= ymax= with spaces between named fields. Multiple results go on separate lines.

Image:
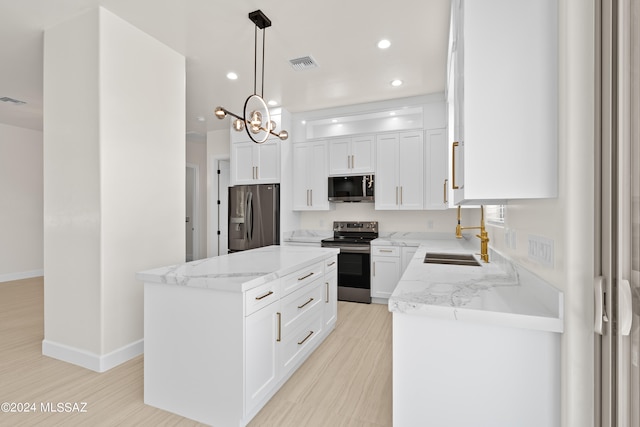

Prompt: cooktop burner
xmin=321 ymin=221 xmax=379 ymax=245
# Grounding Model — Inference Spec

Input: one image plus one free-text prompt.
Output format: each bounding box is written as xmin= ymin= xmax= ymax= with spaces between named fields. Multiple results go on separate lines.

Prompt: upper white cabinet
xmin=424 ymin=128 xmax=449 ymax=210
xmin=292 ymin=140 xmax=330 ymax=211
xmin=449 ymin=0 xmax=558 ymax=204
xmin=375 ymin=131 xmax=424 ymax=210
xmin=328 ymin=135 xmax=375 ymax=175
xmin=231 ymin=140 xmax=280 ymax=185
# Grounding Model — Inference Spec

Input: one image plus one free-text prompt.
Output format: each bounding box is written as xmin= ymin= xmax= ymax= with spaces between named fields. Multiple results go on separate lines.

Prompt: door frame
xmin=186 ymin=162 xmax=200 ymax=261
xmin=208 ymin=155 xmax=230 ymax=257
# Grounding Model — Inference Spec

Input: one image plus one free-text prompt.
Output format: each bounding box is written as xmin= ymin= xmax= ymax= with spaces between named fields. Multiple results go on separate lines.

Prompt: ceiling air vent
xmin=289 ymin=55 xmax=319 ymax=71
xmin=0 ymin=96 xmax=26 ymax=106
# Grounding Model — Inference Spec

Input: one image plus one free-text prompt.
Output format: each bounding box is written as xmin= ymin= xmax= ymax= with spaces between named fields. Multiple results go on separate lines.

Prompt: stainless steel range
xmin=321 ymin=221 xmax=378 ymax=304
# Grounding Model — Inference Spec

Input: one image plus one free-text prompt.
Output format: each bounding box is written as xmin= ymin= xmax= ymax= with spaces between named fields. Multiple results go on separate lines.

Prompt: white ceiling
xmin=0 ymin=0 xmax=451 ymax=137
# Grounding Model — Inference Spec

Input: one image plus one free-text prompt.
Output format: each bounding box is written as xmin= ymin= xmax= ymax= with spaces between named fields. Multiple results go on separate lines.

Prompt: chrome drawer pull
xmin=379 ymin=249 xmax=393 ymax=253
xmin=297 ymin=297 xmax=314 ymax=309
xmin=325 ymin=282 xmax=329 ymax=303
xmin=255 ymin=291 xmax=274 ymax=300
xmin=327 ymin=261 xmax=336 ymax=266
xmin=298 ymin=272 xmax=314 ymax=281
xmin=297 ymin=331 xmax=314 ymax=345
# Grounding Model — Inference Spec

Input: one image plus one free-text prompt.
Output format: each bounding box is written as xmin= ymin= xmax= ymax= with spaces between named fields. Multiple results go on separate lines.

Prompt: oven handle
xmin=322 ymin=245 xmax=371 ymax=254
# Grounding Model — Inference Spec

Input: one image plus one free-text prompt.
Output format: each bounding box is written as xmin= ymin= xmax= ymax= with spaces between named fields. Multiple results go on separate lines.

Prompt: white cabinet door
xmin=231 ymin=142 xmax=280 ymax=185
xmin=350 ymin=135 xmax=375 ymax=174
xmin=375 ymin=132 xmax=424 ymax=210
xmin=292 ymin=143 xmax=310 ymax=210
xmin=245 ymin=301 xmax=280 ymax=414
xmin=449 ymin=0 xmax=557 ymax=204
xmin=309 ymin=141 xmax=329 ymax=209
xmin=424 ymin=128 xmax=449 ymax=210
xmin=232 ymin=142 xmax=256 ymax=185
xmin=397 ymin=131 xmax=424 ymax=210
xmin=255 ymin=142 xmax=280 ymax=183
xmin=328 ymin=136 xmax=374 ymax=175
xmin=292 ymin=141 xmax=329 ymax=211
xmin=371 ymin=256 xmax=401 ymax=299
xmin=328 ymin=138 xmax=351 ymax=175
xmin=323 ymin=271 xmax=337 ymax=328
xmin=375 ymin=134 xmax=399 ymax=210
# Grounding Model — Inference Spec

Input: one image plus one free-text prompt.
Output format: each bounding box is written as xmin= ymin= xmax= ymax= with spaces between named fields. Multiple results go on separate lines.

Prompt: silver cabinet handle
xmin=276 ymin=312 xmax=281 ymax=342
xmin=400 ymin=186 xmax=403 ymax=205
xmin=327 ymin=261 xmax=336 ymax=266
xmin=373 ymin=261 xmax=376 ymax=276
xmin=379 ymin=249 xmax=393 ymax=253
xmin=444 ymin=179 xmax=448 ymax=204
xmin=310 ymin=189 xmax=313 ymax=206
xmin=325 ymin=282 xmax=329 ymax=303
xmin=395 ymin=187 xmax=398 ymax=205
xmin=255 ymin=166 xmax=258 ymax=179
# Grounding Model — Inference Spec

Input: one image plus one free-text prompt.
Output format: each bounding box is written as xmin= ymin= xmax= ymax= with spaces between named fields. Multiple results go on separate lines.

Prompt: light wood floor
xmin=0 ymin=277 xmax=392 ymax=427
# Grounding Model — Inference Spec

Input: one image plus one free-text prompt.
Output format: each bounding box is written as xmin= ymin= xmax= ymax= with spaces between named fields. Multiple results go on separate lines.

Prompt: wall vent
xmin=289 ymin=56 xmax=319 ymax=71
xmin=0 ymin=96 xmax=26 ymax=106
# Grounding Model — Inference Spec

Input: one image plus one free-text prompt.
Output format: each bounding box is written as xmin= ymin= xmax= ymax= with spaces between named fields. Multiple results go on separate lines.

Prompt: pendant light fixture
xmin=214 ymin=10 xmax=289 ymax=144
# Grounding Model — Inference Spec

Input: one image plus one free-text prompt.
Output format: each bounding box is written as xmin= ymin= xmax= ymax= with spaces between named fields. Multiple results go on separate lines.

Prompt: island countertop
xmin=136 ymin=245 xmax=339 ymax=292
xmin=388 ymin=239 xmax=564 ymax=333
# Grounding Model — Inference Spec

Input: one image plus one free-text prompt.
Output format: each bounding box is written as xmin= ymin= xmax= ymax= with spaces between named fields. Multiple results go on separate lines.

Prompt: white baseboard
xmin=0 ymin=269 xmax=44 ymax=283
xmin=42 ymin=338 xmax=144 ymax=373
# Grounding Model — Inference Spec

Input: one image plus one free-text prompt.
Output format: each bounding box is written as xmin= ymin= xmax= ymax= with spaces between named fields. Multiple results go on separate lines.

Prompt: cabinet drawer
xmin=324 ymin=256 xmax=338 ymax=274
xmin=281 ymin=261 xmax=324 ymax=295
xmin=372 ymin=246 xmax=400 ymax=257
xmin=280 ymin=278 xmax=323 ymax=338
xmin=281 ymin=312 xmax=324 ymax=375
xmin=245 ymin=280 xmax=280 ymax=316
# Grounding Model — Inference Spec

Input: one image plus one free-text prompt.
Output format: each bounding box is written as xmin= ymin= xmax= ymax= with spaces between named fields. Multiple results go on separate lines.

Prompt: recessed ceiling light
xmin=226 ymin=72 xmax=238 ymax=80
xmin=331 ymin=119 xmax=338 ymax=123
xmin=378 ymin=39 xmax=391 ymax=49
xmin=268 ymin=100 xmax=278 ymax=106
xmin=301 ymin=120 xmax=307 ymax=125
xmin=391 ymin=79 xmax=403 ymax=87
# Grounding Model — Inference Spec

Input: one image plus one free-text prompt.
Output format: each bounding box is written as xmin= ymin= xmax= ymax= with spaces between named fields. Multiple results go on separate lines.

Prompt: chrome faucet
xmin=455 ymin=205 xmax=490 ymax=263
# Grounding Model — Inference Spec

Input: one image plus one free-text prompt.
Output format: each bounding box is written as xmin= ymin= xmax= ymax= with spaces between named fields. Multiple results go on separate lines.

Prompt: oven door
xmin=333 ymin=245 xmax=371 ymax=304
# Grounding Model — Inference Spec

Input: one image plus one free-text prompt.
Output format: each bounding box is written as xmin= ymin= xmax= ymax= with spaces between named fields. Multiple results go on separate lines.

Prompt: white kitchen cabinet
xmin=449 ymin=0 xmax=557 ymax=204
xmin=231 ymin=140 xmax=280 ymax=185
xmin=292 ymin=141 xmax=330 ymax=210
xmin=323 ymin=256 xmax=338 ymax=328
xmin=375 ymin=131 xmax=424 ymax=210
xmin=371 ymin=246 xmax=401 ymax=300
xmin=328 ymin=135 xmax=375 ymax=175
xmin=424 ymin=128 xmax=449 ymax=210
xmin=141 ymin=248 xmax=339 ymax=427
xmin=245 ymin=296 xmax=280 ymax=413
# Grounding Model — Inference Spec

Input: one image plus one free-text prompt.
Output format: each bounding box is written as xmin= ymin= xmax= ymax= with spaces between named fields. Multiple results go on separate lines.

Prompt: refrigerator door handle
xmin=247 ymin=191 xmax=254 ymax=242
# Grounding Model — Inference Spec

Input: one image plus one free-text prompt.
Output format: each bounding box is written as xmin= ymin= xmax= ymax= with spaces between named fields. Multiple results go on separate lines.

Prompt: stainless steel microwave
xmin=328 ymin=175 xmax=374 ymax=202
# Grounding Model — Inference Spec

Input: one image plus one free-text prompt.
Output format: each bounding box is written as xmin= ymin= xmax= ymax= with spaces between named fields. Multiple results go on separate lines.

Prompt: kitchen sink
xmin=424 ymin=252 xmax=481 ymax=267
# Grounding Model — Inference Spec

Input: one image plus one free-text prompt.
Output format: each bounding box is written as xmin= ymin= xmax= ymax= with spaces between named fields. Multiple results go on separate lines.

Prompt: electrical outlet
xmin=527 ymin=235 xmax=554 ymax=267
xmin=427 ymin=220 xmax=434 ymax=229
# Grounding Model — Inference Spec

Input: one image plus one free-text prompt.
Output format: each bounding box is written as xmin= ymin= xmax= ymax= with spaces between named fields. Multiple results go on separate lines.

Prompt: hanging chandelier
xmin=214 ymin=10 xmax=289 ymax=144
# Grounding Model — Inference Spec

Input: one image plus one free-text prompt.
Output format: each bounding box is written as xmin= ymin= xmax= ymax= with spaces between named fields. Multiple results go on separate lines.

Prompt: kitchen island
xmin=389 ymin=241 xmax=563 ymax=427
xmin=137 ymin=245 xmax=339 ymax=427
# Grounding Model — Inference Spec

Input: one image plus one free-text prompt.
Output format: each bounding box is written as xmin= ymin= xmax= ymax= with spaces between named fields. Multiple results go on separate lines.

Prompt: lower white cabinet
xmin=143 ymin=252 xmax=338 ymax=427
xmin=371 ymin=246 xmax=401 ymax=299
xmin=371 ymin=245 xmax=419 ymax=301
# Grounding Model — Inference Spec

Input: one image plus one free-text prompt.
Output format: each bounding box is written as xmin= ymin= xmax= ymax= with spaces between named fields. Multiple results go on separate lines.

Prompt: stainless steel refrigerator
xmin=228 ymin=184 xmax=280 ymax=253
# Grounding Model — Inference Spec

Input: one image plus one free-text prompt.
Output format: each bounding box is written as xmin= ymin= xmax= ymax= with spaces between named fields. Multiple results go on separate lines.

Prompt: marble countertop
xmin=388 ymin=239 xmax=564 ymax=333
xmin=136 ymin=245 xmax=339 ymax=292
xmin=282 ymin=230 xmax=333 ymax=244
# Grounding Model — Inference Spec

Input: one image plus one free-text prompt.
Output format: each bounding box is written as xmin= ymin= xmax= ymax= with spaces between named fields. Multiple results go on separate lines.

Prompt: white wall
xmin=488 ymin=1 xmax=595 ymax=426
xmin=298 ymin=204 xmax=480 ymax=235
xmin=43 ymin=7 xmax=185 ymax=371
xmin=0 ymin=123 xmax=43 ymax=281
